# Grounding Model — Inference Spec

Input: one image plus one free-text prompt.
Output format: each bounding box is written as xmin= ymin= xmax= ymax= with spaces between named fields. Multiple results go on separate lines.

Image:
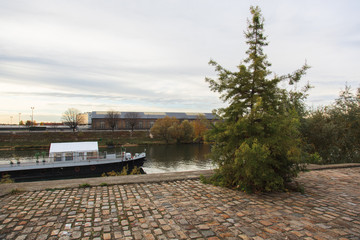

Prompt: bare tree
xmin=125 ymin=112 xmax=140 ymax=132
xmin=61 ymin=108 xmax=84 ymax=132
xmin=106 ymin=110 xmax=119 ymax=132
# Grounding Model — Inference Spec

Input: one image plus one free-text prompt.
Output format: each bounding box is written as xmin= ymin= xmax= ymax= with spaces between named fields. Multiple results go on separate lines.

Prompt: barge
xmin=0 ymin=141 xmax=146 ymax=181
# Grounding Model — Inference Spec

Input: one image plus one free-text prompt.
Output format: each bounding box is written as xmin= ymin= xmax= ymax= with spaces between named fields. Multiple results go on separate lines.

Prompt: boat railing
xmin=0 ymin=151 xmax=146 ymax=168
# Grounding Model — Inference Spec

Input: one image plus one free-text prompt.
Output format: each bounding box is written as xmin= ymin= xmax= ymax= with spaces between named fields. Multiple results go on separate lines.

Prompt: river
xmin=0 ymin=144 xmax=215 ymax=174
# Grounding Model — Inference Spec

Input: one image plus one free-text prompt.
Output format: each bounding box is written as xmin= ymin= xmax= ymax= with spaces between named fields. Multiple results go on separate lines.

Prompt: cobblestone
xmin=0 ymin=168 xmax=359 ymax=239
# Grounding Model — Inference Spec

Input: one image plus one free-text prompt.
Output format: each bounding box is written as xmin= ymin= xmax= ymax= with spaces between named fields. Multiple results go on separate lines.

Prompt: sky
xmin=0 ymin=0 xmax=359 ymax=123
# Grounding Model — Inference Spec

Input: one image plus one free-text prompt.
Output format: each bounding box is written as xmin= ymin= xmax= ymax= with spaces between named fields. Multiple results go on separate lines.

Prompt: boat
xmin=0 ymin=141 xmax=146 ymax=181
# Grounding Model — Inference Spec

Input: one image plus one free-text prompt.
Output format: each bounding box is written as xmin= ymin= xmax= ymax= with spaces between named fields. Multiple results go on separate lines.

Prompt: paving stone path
xmin=0 ymin=168 xmax=359 ymax=239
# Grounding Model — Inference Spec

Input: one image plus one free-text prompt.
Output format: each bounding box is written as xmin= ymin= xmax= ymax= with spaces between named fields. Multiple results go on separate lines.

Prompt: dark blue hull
xmin=1 ymin=157 xmax=146 ymax=182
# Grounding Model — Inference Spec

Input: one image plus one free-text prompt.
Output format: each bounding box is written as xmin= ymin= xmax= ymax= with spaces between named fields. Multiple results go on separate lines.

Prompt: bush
xmin=79 ymin=183 xmax=91 ymax=188
xmin=302 ymin=85 xmax=360 ymax=164
xmin=1 ymin=174 xmax=14 ymax=184
xmin=130 ymin=166 xmax=141 ymax=175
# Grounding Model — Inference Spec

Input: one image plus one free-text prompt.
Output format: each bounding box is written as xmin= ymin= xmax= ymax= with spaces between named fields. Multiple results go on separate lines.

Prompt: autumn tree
xmin=179 ymin=120 xmax=194 ymax=143
xmin=62 ymin=108 xmax=84 ymax=132
xmin=106 ymin=110 xmax=119 ymax=132
xmin=125 ymin=112 xmax=140 ymax=132
xmin=169 ymin=120 xmax=194 ymax=143
xmin=150 ymin=116 xmax=179 ymax=144
xmin=168 ymin=121 xmax=182 ymax=143
xmin=204 ymin=6 xmax=310 ymax=192
xmin=192 ymin=114 xmax=210 ymax=143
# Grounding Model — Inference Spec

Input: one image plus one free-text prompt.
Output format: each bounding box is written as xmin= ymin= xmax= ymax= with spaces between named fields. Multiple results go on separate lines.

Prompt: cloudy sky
xmin=0 ymin=0 xmax=359 ymax=123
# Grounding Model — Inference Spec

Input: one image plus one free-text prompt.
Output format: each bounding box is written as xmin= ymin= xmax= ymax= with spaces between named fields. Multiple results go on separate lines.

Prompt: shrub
xmin=205 ymin=6 xmax=310 ymax=192
xmin=0 ymin=174 xmax=14 ymax=184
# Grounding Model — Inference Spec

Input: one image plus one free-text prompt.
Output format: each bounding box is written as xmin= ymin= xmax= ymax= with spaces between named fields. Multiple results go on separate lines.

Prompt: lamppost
xmin=31 ymin=107 xmax=34 ymax=126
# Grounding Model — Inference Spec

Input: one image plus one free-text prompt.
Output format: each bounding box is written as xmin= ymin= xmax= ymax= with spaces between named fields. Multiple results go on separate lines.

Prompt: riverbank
xmin=0 ymin=166 xmax=359 ymax=239
xmin=0 ymin=130 xmax=159 ymax=150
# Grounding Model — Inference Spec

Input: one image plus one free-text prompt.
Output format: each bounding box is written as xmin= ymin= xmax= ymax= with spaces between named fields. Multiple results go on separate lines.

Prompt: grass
xmin=0 ymin=130 xmax=156 ymax=149
xmin=9 ymin=188 xmax=24 ymax=195
xmin=285 ymin=181 xmax=305 ymax=194
xmin=79 ymin=183 xmax=91 ymax=188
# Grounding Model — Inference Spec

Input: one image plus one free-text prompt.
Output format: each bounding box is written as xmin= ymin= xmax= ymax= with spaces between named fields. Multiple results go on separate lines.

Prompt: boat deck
xmin=0 ymin=157 xmax=144 ymax=173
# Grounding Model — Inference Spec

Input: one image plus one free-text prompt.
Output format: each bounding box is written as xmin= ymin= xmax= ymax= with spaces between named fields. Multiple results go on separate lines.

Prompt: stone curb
xmin=307 ymin=163 xmax=360 ymax=170
xmin=0 ymin=169 xmax=214 ymax=197
xmin=1 ymin=163 xmax=359 ymax=197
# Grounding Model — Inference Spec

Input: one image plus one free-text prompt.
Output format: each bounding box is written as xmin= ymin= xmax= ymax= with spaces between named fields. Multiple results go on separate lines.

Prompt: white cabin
xmin=49 ymin=142 xmax=99 ymax=162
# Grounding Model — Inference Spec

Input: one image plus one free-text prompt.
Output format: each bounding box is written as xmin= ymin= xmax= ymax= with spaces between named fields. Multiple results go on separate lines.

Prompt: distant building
xmin=90 ymin=111 xmax=216 ymax=130
xmin=78 ymin=113 xmax=90 ymax=125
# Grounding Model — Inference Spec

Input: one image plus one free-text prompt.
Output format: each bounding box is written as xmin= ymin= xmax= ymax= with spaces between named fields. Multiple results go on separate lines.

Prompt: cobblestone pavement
xmin=0 ymin=168 xmax=359 ymax=240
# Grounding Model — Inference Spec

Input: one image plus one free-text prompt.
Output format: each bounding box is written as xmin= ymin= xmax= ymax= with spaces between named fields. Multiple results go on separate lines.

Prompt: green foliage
xmin=302 ymin=85 xmax=360 ymax=163
xmin=102 ymin=165 xmax=142 ymax=176
xmin=1 ymin=174 xmax=14 ymax=184
xmin=289 ymin=182 xmax=305 ymax=194
xmin=200 ymin=169 xmax=226 ymax=187
xmin=0 ymin=130 xmax=151 ymax=149
xmin=205 ymin=6 xmax=310 ymax=192
xmin=9 ymin=189 xmax=23 ymax=195
xmin=181 ymin=120 xmax=195 ymax=143
xmin=120 ymin=165 xmax=129 ymax=175
xmin=233 ymin=140 xmax=283 ymax=192
xmin=79 ymin=183 xmax=91 ymax=188
xmin=130 ymin=166 xmax=141 ymax=175
xmin=102 ymin=170 xmax=121 ymax=177
xmin=151 ymin=117 xmax=195 ymax=144
xmin=150 ymin=116 xmax=179 ymax=143
xmin=171 ymin=120 xmax=194 ymax=143
xmin=35 ymin=152 xmax=40 ymax=161
xmin=106 ymin=140 xmax=115 ymax=147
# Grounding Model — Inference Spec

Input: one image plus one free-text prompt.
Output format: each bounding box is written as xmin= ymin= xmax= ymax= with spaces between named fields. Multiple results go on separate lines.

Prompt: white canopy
xmin=49 ymin=142 xmax=98 ymax=154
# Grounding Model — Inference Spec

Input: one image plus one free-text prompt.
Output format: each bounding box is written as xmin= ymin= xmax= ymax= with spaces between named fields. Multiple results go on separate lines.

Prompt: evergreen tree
xmin=205 ymin=6 xmax=310 ymax=192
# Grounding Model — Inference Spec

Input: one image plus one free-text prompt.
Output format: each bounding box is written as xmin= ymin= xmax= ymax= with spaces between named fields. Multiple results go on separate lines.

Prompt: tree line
xmin=150 ymin=115 xmax=210 ymax=144
xmin=301 ymin=85 xmax=360 ymax=164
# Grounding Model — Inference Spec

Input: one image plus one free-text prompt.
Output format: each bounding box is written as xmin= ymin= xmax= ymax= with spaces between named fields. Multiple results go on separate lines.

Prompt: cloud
xmin=0 ymin=0 xmax=359 ymax=123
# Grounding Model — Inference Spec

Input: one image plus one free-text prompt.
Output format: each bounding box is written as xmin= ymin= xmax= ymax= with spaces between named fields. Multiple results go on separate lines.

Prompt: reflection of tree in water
xmin=111 ymin=144 xmax=213 ymax=170
xmin=1 ymin=145 xmax=213 ymax=171
xmin=193 ymin=144 xmax=211 ymax=162
xmin=144 ymin=144 xmax=212 ymax=169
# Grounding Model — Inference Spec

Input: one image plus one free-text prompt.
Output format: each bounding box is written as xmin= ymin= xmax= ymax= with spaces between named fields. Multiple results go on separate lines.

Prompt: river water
xmin=0 ymin=144 xmax=215 ymax=174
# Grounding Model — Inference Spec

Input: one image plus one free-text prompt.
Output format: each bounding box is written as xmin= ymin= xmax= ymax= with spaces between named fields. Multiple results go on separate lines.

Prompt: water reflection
xmin=0 ymin=144 xmax=214 ymax=173
xmin=141 ymin=144 xmax=214 ymax=173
